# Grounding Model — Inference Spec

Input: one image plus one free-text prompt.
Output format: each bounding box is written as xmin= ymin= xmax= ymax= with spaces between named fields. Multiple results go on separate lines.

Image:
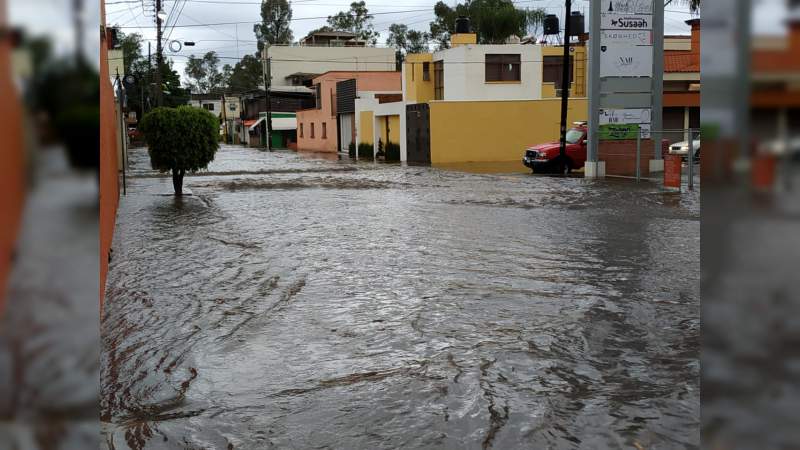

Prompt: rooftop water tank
xmin=455 ymin=16 xmax=471 ymax=34
xmin=569 ymin=12 xmax=585 ymax=36
xmin=543 ymin=14 xmax=560 ymax=35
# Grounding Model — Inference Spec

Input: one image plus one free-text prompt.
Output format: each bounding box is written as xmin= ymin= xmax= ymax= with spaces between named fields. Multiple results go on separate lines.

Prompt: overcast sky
xmin=7 ymin=0 xmax=789 ymax=83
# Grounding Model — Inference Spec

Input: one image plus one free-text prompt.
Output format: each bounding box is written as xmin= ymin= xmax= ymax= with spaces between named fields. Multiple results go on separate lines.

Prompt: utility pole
xmin=558 ymin=0 xmax=573 ymax=171
xmin=262 ymin=46 xmax=273 ymax=151
xmin=221 ymin=91 xmax=228 ymax=144
xmin=73 ymin=0 xmax=84 ymax=65
xmin=147 ymin=42 xmax=152 ymax=112
xmin=155 ymin=0 xmax=164 ymax=107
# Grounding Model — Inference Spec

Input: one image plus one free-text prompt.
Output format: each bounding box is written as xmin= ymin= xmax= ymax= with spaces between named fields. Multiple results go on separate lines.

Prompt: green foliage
xmin=226 ymin=54 xmax=264 ymax=92
xmin=387 ymin=24 xmax=431 ymax=55
xmin=139 ymin=106 xmax=220 ymax=173
xmin=348 ymin=142 xmax=356 ymax=158
xmin=327 ymin=1 xmax=379 ymax=45
xmin=34 ymin=59 xmax=99 ymax=169
xmin=429 ymin=0 xmax=541 ymax=49
xmin=112 ymin=31 xmax=189 ymax=120
xmin=385 ymin=142 xmax=400 ymax=161
xmin=357 ymin=143 xmax=374 ymax=159
xmin=185 ymin=51 xmax=224 ymax=93
xmin=254 ymin=0 xmax=294 ymax=51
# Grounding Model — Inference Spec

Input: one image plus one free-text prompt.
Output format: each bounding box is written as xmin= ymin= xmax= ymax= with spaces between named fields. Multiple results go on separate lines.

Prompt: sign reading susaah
xmin=601 ymin=14 xmax=653 ymax=30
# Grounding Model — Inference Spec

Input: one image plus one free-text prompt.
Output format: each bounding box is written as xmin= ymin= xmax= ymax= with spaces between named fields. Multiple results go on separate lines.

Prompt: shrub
xmin=139 ymin=106 xmax=219 ymax=195
xmin=385 ymin=142 xmax=400 ymax=161
xmin=357 ymin=143 xmax=374 ymax=160
xmin=348 ymin=142 xmax=356 ymax=158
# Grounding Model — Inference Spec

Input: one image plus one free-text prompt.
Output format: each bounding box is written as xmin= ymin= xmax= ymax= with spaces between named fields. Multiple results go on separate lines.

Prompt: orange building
xmin=100 ymin=0 xmax=120 ymax=305
xmin=296 ymin=71 xmax=401 ymax=153
xmin=750 ymin=15 xmax=800 ymax=140
xmin=0 ymin=12 xmax=26 ymax=311
xmin=663 ymin=19 xmax=701 ymax=133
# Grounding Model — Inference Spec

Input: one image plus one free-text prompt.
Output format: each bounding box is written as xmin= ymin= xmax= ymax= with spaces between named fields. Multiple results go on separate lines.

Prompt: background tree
xmin=254 ymin=0 xmax=294 ymax=52
xmin=387 ymin=24 xmax=430 ymax=65
xmin=139 ymin=106 xmax=220 ymax=195
xmin=429 ymin=0 xmax=539 ymax=49
xmin=524 ymin=8 xmax=546 ymax=41
xmin=327 ymin=1 xmax=379 ymax=45
xmin=184 ymin=51 xmax=224 ymax=93
xmin=226 ymin=54 xmax=264 ymax=92
xmin=665 ymin=0 xmax=700 ymax=12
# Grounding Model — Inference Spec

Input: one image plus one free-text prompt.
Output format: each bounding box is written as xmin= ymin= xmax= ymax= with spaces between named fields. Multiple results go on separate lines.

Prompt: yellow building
xmin=355 ymin=32 xmax=589 ymax=164
xmin=540 ymin=45 xmax=587 ymax=99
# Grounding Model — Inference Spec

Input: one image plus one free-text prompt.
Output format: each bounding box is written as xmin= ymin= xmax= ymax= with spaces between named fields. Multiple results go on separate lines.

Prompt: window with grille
xmin=485 ymin=54 xmax=521 ymax=82
xmin=433 ymin=61 xmax=444 ymax=100
xmin=422 ymin=62 xmax=430 ymax=81
xmin=543 ymin=56 xmax=574 ymax=90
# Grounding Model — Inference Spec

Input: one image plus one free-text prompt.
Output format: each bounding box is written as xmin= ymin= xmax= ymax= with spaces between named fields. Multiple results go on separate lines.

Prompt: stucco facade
xmin=296 ymin=71 xmax=401 ymax=153
xmin=264 ymin=46 xmax=396 ymax=88
xmin=432 ymin=44 xmax=543 ymax=101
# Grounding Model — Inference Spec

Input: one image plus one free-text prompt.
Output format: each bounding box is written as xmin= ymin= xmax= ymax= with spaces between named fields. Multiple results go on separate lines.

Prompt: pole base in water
xmin=584 ymin=161 xmax=606 ymax=178
xmin=649 ymin=159 xmax=665 ymax=173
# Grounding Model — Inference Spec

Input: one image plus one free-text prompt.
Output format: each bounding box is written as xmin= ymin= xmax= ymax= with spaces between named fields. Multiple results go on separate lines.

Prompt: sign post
xmin=587 ymin=0 xmax=663 ymax=178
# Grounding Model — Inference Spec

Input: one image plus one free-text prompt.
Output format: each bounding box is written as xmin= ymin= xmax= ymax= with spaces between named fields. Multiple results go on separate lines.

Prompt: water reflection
xmin=101 ymin=145 xmax=699 ymax=449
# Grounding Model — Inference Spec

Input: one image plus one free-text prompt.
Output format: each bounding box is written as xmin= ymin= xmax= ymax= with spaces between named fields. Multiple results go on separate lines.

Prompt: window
xmin=322 ymin=122 xmax=327 ymax=139
xmin=543 ymin=56 xmax=574 ymax=90
xmin=422 ymin=62 xmax=430 ymax=81
xmin=300 ymin=123 xmax=304 ymax=138
xmin=203 ymin=103 xmax=215 ymax=111
xmin=485 ymin=54 xmax=521 ymax=82
xmin=314 ymin=84 xmax=322 ymax=109
xmin=229 ymin=103 xmax=236 ymax=111
xmin=311 ymin=122 xmax=315 ymax=138
xmin=433 ymin=61 xmax=444 ymax=100
xmin=330 ymin=90 xmax=337 ymax=117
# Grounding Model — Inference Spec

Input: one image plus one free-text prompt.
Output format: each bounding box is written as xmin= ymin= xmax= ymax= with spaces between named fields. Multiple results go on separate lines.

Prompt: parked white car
xmin=668 ymin=135 xmax=701 ymax=161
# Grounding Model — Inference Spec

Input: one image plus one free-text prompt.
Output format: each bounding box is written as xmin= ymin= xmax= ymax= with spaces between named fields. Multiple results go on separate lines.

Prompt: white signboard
xmin=601 ymin=14 xmax=653 ymax=30
xmin=639 ymin=123 xmax=651 ymax=139
xmin=602 ymin=0 xmax=653 ymax=15
xmin=599 ymin=108 xmax=652 ymax=125
xmin=600 ymin=45 xmax=653 ymax=77
xmin=601 ymin=30 xmax=652 ymax=46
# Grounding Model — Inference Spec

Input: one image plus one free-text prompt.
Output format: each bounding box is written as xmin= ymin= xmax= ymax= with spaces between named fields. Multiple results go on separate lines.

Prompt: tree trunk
xmin=172 ymin=168 xmax=185 ymax=195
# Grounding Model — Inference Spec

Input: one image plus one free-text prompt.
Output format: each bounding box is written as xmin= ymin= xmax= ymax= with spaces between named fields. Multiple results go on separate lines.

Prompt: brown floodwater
xmin=101 ymin=145 xmax=699 ymax=449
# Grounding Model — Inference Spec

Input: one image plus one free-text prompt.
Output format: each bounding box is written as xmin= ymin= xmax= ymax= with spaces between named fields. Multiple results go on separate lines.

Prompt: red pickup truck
xmin=523 ymin=123 xmax=671 ymax=174
xmin=523 ymin=124 xmax=588 ymax=174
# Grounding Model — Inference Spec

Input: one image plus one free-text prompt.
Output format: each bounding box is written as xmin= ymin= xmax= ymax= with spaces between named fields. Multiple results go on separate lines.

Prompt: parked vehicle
xmin=760 ymin=137 xmax=800 ymax=161
xmin=127 ymin=126 xmax=140 ymax=139
xmin=523 ymin=123 xmax=587 ymax=174
xmin=668 ymin=133 xmax=700 ymax=162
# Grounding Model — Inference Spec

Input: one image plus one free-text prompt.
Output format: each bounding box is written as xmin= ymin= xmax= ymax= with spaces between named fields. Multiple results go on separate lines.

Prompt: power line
xmin=115 ymin=7 xmax=432 ymax=28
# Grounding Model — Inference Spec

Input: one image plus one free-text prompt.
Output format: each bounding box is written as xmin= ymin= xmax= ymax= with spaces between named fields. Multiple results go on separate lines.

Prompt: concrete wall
xmin=298 ymin=72 xmax=400 ymax=153
xmin=433 ymin=44 xmax=542 ymax=101
xmin=100 ymin=9 xmax=120 ymax=306
xmin=403 ymin=54 xmax=435 ymax=104
xmin=541 ymin=45 xmax=587 ymax=98
xmin=429 ymin=98 xmax=588 ymax=163
xmin=265 ymin=46 xmax=396 ymax=87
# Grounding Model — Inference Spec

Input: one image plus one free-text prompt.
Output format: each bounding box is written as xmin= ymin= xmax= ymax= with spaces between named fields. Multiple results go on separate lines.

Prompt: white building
xmin=264 ymin=45 xmax=396 ymax=88
xmin=430 ymin=43 xmax=543 ymax=101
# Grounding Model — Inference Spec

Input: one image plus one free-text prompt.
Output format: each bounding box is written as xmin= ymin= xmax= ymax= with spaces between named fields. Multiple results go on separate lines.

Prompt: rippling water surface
xmin=102 ymin=146 xmax=699 ymax=449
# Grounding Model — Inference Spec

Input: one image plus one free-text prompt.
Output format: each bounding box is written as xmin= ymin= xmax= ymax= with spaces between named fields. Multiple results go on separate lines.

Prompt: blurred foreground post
xmin=0 ymin=0 xmax=26 ymax=312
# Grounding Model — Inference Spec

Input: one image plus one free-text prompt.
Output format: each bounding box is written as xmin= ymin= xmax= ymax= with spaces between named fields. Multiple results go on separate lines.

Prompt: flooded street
xmin=101 ymin=145 xmax=699 ymax=449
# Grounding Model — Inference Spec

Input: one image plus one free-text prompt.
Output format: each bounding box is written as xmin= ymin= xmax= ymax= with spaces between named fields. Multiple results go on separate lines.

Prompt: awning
xmin=246 ymin=116 xmax=297 ymax=131
xmin=271 ymin=117 xmax=297 ymax=131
